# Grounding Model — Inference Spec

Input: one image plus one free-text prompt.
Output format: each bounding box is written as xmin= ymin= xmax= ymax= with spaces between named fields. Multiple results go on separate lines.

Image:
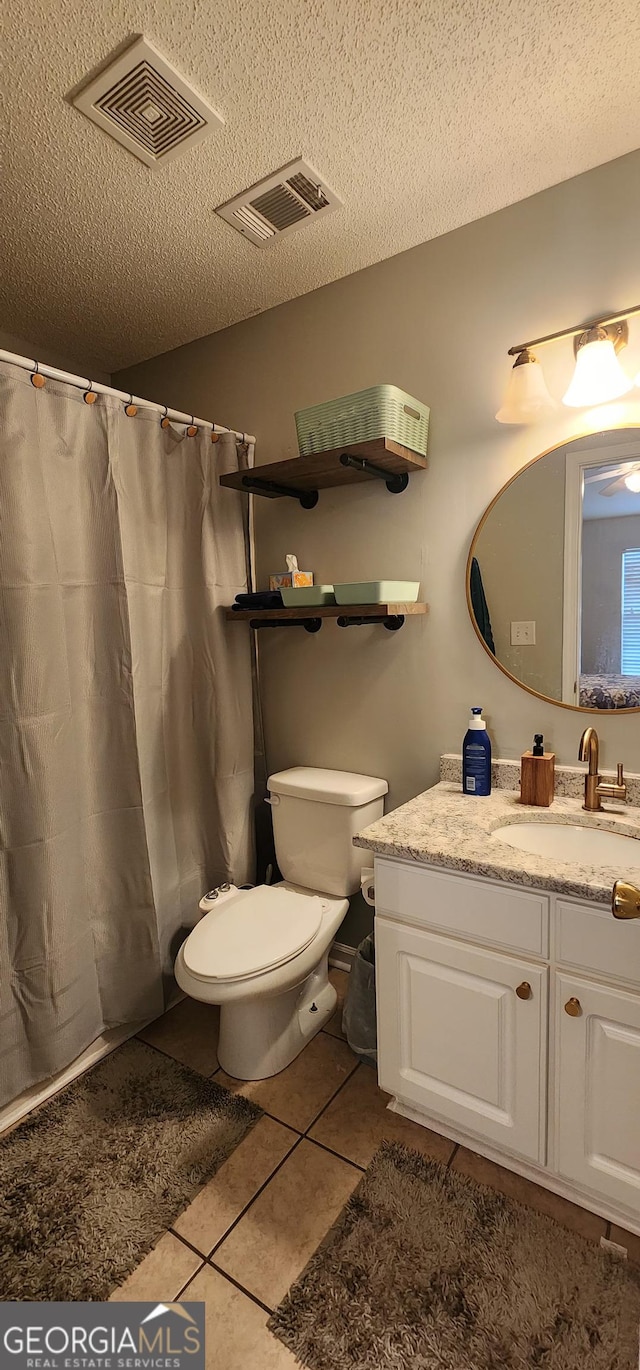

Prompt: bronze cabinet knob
xmin=564 ymin=997 xmax=582 ymax=1017
xmin=515 ymin=982 xmax=532 ymax=1000
xmin=612 ymin=880 xmax=640 ymax=920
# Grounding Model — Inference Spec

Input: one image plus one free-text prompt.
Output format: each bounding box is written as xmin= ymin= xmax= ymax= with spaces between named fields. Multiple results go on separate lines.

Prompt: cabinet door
xmin=555 ymin=974 xmax=640 ymax=1212
xmin=376 ymin=917 xmax=547 ymax=1163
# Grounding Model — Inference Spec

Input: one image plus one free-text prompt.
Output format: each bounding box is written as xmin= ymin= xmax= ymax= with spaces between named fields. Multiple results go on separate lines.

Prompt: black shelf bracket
xmin=339 ymin=452 xmax=409 ymax=494
xmin=337 ymin=614 xmax=405 ymax=631
xmin=249 ymin=616 xmax=323 ymax=633
xmin=241 ymin=475 xmax=319 ymax=509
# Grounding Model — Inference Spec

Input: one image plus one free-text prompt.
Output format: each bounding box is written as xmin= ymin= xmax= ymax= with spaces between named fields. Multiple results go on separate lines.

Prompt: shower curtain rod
xmin=0 ymin=349 xmax=256 ymax=445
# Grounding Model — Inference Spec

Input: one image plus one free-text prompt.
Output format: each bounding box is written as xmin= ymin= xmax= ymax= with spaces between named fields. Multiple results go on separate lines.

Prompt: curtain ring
xmin=30 ymin=361 xmax=46 ymax=389
xmin=124 ymin=394 xmax=137 ymax=417
xmin=160 ymin=404 xmax=170 ymax=430
xmin=83 ymin=380 xmax=97 ymax=405
xmin=211 ymin=428 xmax=220 ymax=443
xmin=186 ymin=415 xmax=198 ymax=438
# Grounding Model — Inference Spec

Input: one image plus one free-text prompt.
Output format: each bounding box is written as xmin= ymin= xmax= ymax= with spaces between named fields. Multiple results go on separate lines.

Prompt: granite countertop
xmin=354 ymin=780 xmax=640 ymax=904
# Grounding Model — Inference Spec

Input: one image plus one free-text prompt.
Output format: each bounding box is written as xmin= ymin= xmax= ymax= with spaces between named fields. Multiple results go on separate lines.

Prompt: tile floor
xmin=114 ymin=968 xmax=638 ymax=1367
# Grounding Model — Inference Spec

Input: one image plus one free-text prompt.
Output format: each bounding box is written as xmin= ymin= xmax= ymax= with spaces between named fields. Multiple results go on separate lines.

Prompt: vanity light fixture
xmin=624 ymin=470 xmax=640 ymax=493
xmin=497 ymin=303 xmax=640 ymax=424
xmin=494 ymin=349 xmax=557 ymax=424
xmin=562 ymin=322 xmax=633 ymax=408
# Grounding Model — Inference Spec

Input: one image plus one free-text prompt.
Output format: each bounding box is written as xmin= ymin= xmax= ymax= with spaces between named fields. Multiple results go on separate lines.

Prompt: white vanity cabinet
xmin=555 ymin=974 xmax=640 ymax=1212
xmin=376 ymin=919 xmax=547 ymax=1162
xmin=374 ymin=856 xmax=640 ymax=1234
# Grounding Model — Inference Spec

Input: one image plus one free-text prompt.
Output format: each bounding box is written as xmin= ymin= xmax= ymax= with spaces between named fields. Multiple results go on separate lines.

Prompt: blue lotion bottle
xmin=462 ymin=707 xmax=492 ymax=796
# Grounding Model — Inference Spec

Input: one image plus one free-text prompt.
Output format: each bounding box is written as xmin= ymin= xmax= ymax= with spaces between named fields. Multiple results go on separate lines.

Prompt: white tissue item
xmin=361 ymin=868 xmax=375 ymax=907
xmin=285 ymin=553 xmax=299 ymax=573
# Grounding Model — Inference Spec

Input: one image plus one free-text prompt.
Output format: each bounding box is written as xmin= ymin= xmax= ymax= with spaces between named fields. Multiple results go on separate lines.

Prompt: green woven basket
xmin=295 ymin=384 xmax=429 ymax=457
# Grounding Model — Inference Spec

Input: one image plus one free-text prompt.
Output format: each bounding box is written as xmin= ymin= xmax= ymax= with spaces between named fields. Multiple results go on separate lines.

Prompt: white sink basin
xmin=493 ymin=822 xmax=640 ymax=868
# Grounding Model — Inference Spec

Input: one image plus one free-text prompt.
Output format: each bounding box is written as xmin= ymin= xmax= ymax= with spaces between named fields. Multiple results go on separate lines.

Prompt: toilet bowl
xmin=175 ymin=881 xmax=348 ymax=1078
xmin=175 ymin=766 xmax=387 ymax=1080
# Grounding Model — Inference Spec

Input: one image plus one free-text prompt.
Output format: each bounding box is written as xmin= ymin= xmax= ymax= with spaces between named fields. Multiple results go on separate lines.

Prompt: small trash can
xmin=342 ymin=932 xmax=377 ymax=1066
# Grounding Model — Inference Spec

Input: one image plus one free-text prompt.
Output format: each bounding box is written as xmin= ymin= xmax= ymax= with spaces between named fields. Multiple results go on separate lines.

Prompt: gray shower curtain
xmin=0 ymin=361 xmax=255 ymax=1107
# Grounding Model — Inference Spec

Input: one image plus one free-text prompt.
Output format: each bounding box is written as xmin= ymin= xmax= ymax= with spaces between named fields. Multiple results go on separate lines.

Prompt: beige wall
xmin=0 ymin=329 xmax=110 ymax=385
xmin=117 ymin=149 xmax=640 ymax=814
xmin=582 ymin=514 xmax=640 ymax=674
xmin=474 ymin=454 xmax=565 ymax=699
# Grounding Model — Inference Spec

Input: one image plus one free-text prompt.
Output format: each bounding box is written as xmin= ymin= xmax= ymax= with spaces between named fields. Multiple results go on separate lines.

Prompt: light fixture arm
xmin=507 ymin=303 xmax=640 ymax=357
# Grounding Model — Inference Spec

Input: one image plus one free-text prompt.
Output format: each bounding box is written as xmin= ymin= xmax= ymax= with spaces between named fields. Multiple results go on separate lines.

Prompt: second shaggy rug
xmin=270 ymin=1141 xmax=640 ymax=1369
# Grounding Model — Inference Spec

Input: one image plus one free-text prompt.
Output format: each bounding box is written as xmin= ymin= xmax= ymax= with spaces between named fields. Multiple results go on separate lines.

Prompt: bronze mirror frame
xmin=466 ymin=425 xmax=640 ymax=715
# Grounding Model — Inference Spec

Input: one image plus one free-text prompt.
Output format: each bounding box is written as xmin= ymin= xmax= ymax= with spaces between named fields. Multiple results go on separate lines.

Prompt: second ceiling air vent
xmin=216 ymin=160 xmax=342 ymax=247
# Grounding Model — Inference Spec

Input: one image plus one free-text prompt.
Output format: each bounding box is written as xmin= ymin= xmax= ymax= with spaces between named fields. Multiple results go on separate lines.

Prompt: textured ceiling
xmin=2 ymin=0 xmax=640 ymax=373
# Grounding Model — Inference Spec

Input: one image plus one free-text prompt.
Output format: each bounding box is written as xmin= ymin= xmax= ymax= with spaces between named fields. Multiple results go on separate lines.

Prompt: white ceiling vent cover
xmin=216 ymin=160 xmax=342 ymax=247
xmin=72 ymin=37 xmax=224 ymax=167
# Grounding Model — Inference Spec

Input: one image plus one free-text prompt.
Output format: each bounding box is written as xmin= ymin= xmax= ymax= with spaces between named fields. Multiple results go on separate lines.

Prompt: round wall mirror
xmin=467 ymin=427 xmax=640 ymax=711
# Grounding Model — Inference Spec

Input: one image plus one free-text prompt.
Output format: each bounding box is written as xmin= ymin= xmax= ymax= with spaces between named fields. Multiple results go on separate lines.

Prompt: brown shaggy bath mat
xmin=270 ymin=1141 xmax=640 ymax=1369
xmin=0 ymin=1037 xmax=260 ymax=1301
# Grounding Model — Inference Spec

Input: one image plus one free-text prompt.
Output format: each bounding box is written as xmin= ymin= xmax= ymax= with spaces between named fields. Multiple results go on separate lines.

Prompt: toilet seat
xmin=182 ymin=884 xmax=324 ymax=983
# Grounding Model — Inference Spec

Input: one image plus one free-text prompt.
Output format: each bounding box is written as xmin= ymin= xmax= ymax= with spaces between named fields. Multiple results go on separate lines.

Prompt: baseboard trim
xmin=329 ymin=942 xmax=355 ymax=972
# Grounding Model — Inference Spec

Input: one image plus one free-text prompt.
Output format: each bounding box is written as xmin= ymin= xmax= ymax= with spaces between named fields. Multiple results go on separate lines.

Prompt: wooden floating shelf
xmin=226 ymin=603 xmax=428 ymax=633
xmin=220 ymin=437 xmax=427 ymax=506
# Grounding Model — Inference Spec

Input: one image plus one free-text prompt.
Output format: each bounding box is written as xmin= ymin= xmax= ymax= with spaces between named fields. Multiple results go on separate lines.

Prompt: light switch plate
xmin=511 ymin=621 xmax=536 ymax=646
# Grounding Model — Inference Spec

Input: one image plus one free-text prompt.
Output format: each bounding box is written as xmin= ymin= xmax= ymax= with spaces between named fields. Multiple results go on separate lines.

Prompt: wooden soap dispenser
xmin=520 ymin=734 xmax=555 ymax=807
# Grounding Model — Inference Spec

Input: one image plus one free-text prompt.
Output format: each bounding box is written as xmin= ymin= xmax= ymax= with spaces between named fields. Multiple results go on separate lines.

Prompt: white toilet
xmin=175 ymin=767 xmax=387 ymax=1080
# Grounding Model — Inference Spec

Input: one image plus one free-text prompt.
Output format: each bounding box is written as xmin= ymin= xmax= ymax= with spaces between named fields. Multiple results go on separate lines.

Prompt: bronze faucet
xmin=578 ymin=727 xmax=627 ymax=811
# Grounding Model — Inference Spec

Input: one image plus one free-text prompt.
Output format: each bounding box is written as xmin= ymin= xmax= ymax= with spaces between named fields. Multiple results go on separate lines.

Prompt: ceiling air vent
xmin=216 ymin=159 xmax=342 ymax=247
xmin=72 ymin=37 xmax=224 ymax=167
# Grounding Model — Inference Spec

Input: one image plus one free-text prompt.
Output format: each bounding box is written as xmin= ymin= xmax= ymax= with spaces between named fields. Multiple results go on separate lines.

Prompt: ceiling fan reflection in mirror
xmin=584 ymin=461 xmax=640 ymax=496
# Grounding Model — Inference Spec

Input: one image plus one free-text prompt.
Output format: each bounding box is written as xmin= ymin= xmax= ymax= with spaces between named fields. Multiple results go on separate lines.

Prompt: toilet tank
xmin=267 ymin=767 xmax=388 ymax=897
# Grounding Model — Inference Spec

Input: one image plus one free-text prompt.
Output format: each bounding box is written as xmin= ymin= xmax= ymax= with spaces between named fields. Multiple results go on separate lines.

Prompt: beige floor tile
xmin=173 ymin=1116 xmax=298 ymax=1255
xmin=182 ymin=1265 xmax=298 ymax=1368
xmin=215 ymin=1138 xmax=359 ymax=1309
xmin=609 ymin=1224 xmax=640 ymax=1265
xmin=138 ymin=997 xmax=220 ymax=1076
xmin=452 ymin=1147 xmax=606 ymax=1243
xmin=323 ymin=967 xmax=349 ymax=1040
xmin=309 ymin=1063 xmax=456 ymax=1168
xmin=109 ymin=1232 xmax=202 ymax=1302
xmin=216 ymin=1031 xmax=358 ymax=1132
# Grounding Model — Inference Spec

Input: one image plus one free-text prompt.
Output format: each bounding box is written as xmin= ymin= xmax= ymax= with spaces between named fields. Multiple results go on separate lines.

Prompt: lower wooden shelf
xmin=226 ymin=602 xmax=428 ymax=633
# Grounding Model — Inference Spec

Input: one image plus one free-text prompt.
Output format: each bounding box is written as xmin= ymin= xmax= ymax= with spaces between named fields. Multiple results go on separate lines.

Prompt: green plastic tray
xmin=281 ymin=585 xmax=336 ymax=606
xmin=333 ymin=581 xmax=420 ymax=605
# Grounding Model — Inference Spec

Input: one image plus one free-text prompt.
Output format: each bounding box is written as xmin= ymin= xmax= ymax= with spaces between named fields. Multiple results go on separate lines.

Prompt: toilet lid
xmin=183 ymin=885 xmax=324 ymax=982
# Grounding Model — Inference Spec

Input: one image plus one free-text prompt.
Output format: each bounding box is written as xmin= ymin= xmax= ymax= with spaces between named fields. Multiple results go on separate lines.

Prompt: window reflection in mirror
xmin=468 ymin=430 xmax=640 ymax=711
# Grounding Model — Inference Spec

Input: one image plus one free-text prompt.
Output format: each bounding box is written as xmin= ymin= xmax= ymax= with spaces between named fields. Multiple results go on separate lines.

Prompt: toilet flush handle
xmin=264 ymin=794 xmax=280 ymax=806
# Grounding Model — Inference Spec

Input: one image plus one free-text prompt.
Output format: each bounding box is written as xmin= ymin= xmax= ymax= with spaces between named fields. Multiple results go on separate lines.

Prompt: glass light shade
xmin=562 ymin=337 xmax=633 ymax=407
xmin=495 ymin=354 xmax=556 ymax=424
xmin=624 ymin=470 xmax=640 ymax=493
